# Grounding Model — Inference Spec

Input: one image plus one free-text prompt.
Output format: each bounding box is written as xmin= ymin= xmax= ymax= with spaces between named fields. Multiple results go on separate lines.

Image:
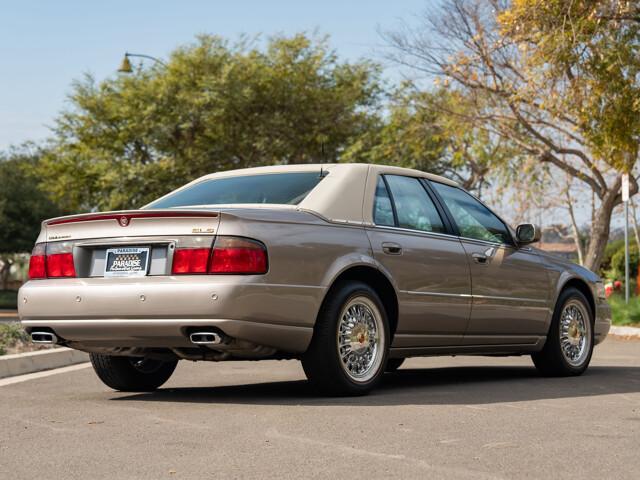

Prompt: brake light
xmin=46 ymin=253 xmax=76 ymax=278
xmin=209 ymin=237 xmax=268 ymax=274
xmin=28 ymin=243 xmax=77 ymax=279
xmin=28 ymin=244 xmax=47 ymax=279
xmin=171 ymin=237 xmax=267 ymax=275
xmin=172 ymin=248 xmax=210 ymax=274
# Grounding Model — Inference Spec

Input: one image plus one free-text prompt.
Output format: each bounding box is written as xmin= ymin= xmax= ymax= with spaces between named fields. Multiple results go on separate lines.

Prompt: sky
xmin=0 ymin=0 xmax=431 ymax=150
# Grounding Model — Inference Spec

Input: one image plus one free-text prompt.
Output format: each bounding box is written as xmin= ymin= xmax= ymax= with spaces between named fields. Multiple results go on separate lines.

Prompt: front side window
xmin=431 ymin=182 xmax=512 ymax=244
xmin=146 ymin=172 xmax=323 ymax=209
xmin=383 ymin=175 xmax=445 ymax=233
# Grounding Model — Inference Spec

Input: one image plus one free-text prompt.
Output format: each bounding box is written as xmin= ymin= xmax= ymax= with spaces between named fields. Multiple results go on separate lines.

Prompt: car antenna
xmin=319 ymin=142 xmax=328 ymax=178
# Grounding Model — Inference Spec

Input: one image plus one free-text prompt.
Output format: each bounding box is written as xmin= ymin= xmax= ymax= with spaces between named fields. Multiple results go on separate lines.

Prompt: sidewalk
xmin=609 ymin=325 xmax=640 ymax=340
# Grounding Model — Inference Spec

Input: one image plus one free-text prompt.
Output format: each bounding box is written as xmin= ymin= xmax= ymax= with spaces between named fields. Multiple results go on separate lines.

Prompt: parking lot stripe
xmin=0 ymin=362 xmax=91 ymax=387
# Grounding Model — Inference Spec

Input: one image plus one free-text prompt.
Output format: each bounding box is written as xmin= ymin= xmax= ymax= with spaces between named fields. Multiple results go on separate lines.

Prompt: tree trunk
xmin=631 ymin=197 xmax=640 ymax=248
xmin=563 ymin=179 xmax=584 ymax=265
xmin=0 ymin=258 xmax=12 ymax=291
xmin=583 ymin=190 xmax=619 ymax=272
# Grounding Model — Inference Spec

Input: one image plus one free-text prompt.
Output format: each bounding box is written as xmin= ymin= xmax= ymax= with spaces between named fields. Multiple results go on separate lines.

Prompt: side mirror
xmin=516 ymin=223 xmax=541 ymax=245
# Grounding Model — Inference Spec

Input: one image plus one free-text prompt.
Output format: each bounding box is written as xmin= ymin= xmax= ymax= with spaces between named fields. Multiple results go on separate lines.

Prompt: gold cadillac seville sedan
xmin=18 ymin=163 xmax=610 ymax=395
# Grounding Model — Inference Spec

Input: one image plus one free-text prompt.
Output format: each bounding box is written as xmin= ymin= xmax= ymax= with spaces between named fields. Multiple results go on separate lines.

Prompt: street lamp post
xmin=118 ymin=52 xmax=167 ymax=73
xmin=623 ymin=173 xmax=630 ymax=304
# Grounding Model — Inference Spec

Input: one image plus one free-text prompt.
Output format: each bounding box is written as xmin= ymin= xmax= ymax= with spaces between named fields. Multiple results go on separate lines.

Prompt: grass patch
xmin=608 ymin=294 xmax=640 ymax=326
xmin=0 ymin=322 xmax=28 ymax=356
xmin=0 ymin=290 xmax=18 ymax=309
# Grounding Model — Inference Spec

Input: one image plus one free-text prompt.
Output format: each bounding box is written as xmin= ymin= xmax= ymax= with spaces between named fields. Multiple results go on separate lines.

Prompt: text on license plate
xmin=104 ymin=247 xmax=150 ymax=277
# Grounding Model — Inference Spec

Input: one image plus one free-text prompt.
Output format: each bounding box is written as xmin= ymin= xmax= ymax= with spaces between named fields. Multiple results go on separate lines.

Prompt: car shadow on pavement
xmin=112 ymin=365 xmax=640 ymax=406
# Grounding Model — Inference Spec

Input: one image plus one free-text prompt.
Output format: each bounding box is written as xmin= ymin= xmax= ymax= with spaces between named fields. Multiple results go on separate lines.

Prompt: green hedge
xmin=608 ymin=294 xmax=640 ymax=326
xmin=0 ymin=290 xmax=17 ymax=309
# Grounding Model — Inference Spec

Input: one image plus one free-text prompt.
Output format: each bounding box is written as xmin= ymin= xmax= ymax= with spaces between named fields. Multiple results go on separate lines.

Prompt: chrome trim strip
xmin=298 ymin=208 xmax=369 ymax=227
xmin=472 ymin=294 xmax=548 ymax=304
xmin=75 ymin=236 xmax=191 ymax=247
xmin=245 ymin=283 xmax=326 ymax=290
xmin=404 ymin=290 xmax=547 ymax=303
xmin=403 ymin=290 xmax=471 ymax=298
xmin=369 ymin=224 xmax=521 ymax=250
xmin=369 ymin=225 xmax=461 ymax=242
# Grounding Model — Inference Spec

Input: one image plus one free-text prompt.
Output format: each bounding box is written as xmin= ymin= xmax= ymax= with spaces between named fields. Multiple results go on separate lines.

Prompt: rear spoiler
xmin=45 ymin=210 xmax=219 ymax=226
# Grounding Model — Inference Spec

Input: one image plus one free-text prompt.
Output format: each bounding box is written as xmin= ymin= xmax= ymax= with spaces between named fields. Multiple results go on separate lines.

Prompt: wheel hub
xmin=337 ymin=297 xmax=384 ymax=382
xmin=559 ymin=301 xmax=590 ymax=366
xmin=349 ymin=324 xmax=370 ymax=354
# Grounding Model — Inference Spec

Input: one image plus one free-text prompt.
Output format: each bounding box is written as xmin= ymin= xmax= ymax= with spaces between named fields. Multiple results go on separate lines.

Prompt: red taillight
xmin=209 ymin=237 xmax=267 ymax=274
xmin=171 ymin=237 xmax=267 ymax=275
xmin=28 ymin=247 xmax=47 ymax=279
xmin=171 ymin=248 xmax=210 ymax=274
xmin=28 ymin=243 xmax=76 ymax=279
xmin=46 ymin=253 xmax=76 ymax=278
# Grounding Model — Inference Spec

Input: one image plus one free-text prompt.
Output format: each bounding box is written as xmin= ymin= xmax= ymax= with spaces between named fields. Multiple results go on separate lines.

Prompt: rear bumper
xmin=20 ymin=318 xmax=313 ymax=353
xmin=18 ymin=277 xmax=325 ymax=353
xmin=594 ymin=299 xmax=611 ymax=345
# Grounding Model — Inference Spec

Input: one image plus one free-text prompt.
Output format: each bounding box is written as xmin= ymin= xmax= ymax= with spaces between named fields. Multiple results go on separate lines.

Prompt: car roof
xmin=196 ymin=163 xmax=458 ymax=187
xmin=151 ymin=163 xmax=459 ymax=225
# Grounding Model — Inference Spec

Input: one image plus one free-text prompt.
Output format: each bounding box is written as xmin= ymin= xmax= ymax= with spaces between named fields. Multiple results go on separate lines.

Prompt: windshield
xmin=146 ymin=172 xmax=324 ymax=209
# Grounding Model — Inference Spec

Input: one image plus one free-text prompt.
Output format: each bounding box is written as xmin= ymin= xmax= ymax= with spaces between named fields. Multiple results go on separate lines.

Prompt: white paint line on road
xmin=266 ymin=428 xmax=505 ymax=480
xmin=0 ymin=362 xmax=91 ymax=387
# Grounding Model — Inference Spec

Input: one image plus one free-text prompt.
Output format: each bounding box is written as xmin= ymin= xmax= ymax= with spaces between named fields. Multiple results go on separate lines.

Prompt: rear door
xmin=366 ymin=175 xmax=472 ymax=347
xmin=428 ymin=181 xmax=550 ymax=345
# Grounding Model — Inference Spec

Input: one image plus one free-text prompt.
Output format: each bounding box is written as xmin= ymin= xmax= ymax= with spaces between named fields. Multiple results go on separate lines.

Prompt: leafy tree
xmin=385 ymin=0 xmax=640 ymax=270
xmin=41 ymin=34 xmax=383 ymax=211
xmin=608 ymin=243 xmax=639 ymax=283
xmin=0 ymin=146 xmax=64 ymax=288
xmin=344 ymin=86 xmax=515 ymax=194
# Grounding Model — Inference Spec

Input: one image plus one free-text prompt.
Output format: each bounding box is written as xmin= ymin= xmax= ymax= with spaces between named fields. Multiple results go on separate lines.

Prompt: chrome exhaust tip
xmin=189 ymin=332 xmax=223 ymax=345
xmin=31 ymin=332 xmax=58 ymax=344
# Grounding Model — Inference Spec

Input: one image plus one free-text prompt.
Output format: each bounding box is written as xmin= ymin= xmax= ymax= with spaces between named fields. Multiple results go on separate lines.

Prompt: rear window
xmin=146 ymin=172 xmax=324 ymax=209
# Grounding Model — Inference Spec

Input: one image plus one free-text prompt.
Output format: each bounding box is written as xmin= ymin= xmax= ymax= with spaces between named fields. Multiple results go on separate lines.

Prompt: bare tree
xmin=383 ymin=0 xmax=640 ymax=271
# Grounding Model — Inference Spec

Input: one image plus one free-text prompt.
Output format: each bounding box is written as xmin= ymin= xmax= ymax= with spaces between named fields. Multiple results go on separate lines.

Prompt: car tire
xmin=385 ymin=358 xmax=405 ymax=373
xmin=302 ymin=280 xmax=390 ymax=396
xmin=90 ymin=354 xmax=178 ymax=392
xmin=532 ymin=287 xmax=594 ymax=377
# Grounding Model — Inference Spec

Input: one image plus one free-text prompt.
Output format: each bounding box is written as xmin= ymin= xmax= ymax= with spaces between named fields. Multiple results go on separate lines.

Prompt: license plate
xmin=104 ymin=247 xmax=150 ymax=277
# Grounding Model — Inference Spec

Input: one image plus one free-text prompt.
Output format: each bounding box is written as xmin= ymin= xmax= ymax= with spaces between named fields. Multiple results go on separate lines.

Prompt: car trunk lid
xmin=38 ymin=209 xmax=220 ymax=278
xmin=43 ymin=209 xmax=220 ymax=242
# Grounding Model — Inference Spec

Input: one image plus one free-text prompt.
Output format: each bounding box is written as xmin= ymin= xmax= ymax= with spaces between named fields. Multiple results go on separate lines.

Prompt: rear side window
xmin=381 ymin=175 xmax=445 ymax=233
xmin=431 ymin=182 xmax=512 ymax=244
xmin=146 ymin=172 xmax=323 ymax=209
xmin=373 ymin=177 xmax=395 ymax=227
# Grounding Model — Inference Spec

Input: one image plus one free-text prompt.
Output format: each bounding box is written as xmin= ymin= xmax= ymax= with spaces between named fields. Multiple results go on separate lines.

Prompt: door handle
xmin=472 ymin=252 xmax=488 ymax=264
xmin=472 ymin=247 xmax=495 ymax=264
xmin=382 ymin=242 xmax=403 ymax=255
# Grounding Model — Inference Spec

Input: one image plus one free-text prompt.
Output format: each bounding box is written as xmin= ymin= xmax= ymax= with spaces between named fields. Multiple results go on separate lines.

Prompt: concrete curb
xmin=0 ymin=348 xmax=89 ymax=379
xmin=609 ymin=325 xmax=640 ymax=339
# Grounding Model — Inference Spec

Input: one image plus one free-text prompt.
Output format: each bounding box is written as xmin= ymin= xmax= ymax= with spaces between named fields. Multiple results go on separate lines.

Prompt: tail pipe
xmin=30 ymin=331 xmax=58 ymax=344
xmin=189 ymin=331 xmax=224 ymax=345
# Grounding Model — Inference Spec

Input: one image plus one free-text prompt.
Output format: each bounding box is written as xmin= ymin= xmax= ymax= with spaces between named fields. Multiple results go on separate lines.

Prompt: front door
xmin=366 ymin=174 xmax=472 ymax=348
xmin=429 ymin=181 xmax=550 ymax=345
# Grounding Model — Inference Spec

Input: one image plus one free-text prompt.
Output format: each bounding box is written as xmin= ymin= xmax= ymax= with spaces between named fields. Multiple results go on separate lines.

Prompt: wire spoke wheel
xmin=336 ymin=296 xmax=385 ymax=383
xmin=559 ymin=300 xmax=591 ymax=367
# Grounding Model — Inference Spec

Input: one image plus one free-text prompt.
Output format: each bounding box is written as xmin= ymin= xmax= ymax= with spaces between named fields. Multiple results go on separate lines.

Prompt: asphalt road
xmin=1 ymin=338 xmax=639 ymax=480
